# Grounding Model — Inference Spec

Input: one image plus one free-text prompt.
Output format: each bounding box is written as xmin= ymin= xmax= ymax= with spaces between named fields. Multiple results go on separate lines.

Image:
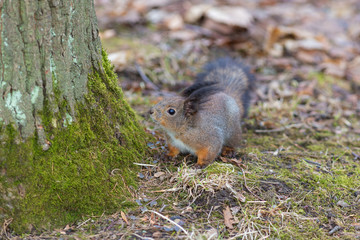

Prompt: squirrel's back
xmin=195 ymin=58 xmax=254 ymax=117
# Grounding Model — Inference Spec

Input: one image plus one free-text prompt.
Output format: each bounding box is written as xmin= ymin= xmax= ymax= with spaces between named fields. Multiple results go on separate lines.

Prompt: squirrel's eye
xmin=167 ymin=108 xmax=176 ymax=115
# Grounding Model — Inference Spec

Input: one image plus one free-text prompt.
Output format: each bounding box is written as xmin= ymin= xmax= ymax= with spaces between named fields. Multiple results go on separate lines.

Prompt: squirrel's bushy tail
xmin=196 ymin=58 xmax=255 ymax=117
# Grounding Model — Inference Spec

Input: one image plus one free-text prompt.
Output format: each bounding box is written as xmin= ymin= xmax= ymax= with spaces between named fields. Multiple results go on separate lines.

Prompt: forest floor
xmin=8 ymin=0 xmax=360 ymax=239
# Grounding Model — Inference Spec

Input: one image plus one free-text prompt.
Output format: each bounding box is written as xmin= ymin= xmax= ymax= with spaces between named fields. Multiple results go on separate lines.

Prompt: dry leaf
xmin=264 ymin=25 xmax=282 ymax=53
xmin=297 ymin=80 xmax=316 ymax=96
xmin=203 ymin=19 xmax=234 ymax=35
xmin=154 ymin=171 xmax=165 ymax=177
xmin=220 ymin=156 xmax=245 ymax=168
xmin=150 ymin=212 xmax=156 ymax=225
xmin=296 ymin=50 xmax=325 ymax=64
xmin=184 ymin=4 xmax=212 ymax=23
xmin=204 ymin=228 xmax=218 ymax=239
xmin=347 ymin=56 xmax=360 ymax=86
xmin=99 ymin=29 xmax=116 ymax=40
xmin=205 ymin=6 xmax=253 ymax=28
xmin=133 ymin=0 xmax=174 ymax=12
xmin=108 ymin=51 xmax=131 ymax=70
xmin=121 ymin=211 xmax=129 ymax=225
xmin=152 ymin=231 xmax=162 ymax=238
xmin=352 ymin=223 xmax=360 ymax=230
xmin=321 ymin=61 xmax=346 ymax=78
xmin=235 ymin=192 xmax=246 ymax=203
xmin=169 ymin=30 xmax=198 ymax=41
xmin=146 ymin=9 xmax=171 ymax=24
xmin=163 ymin=14 xmax=184 ymax=30
xmin=223 ymin=205 xmax=234 ymax=229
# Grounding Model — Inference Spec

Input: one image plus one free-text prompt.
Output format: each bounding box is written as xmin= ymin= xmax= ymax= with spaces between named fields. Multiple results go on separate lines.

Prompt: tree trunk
xmin=0 ymin=0 xmax=149 ymax=233
xmin=0 ymin=0 xmax=101 ymax=140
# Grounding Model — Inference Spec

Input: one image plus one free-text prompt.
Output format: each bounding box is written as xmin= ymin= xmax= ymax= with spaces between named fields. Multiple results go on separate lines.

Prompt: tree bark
xmin=0 ymin=0 xmax=149 ymax=233
xmin=0 ymin=0 xmax=101 ymax=141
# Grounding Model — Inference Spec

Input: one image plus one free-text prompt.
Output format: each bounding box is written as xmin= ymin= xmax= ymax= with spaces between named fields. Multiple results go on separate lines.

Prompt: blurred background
xmin=94 ymin=0 xmax=360 ymax=134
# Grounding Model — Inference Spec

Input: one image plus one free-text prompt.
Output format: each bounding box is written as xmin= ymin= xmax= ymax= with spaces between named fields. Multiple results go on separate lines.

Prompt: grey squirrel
xmin=150 ymin=58 xmax=255 ymax=168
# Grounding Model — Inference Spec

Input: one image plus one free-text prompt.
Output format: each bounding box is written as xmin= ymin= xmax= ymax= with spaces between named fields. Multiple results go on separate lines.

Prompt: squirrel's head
xmin=150 ymin=82 xmax=222 ymax=131
xmin=150 ymin=96 xmax=188 ymax=131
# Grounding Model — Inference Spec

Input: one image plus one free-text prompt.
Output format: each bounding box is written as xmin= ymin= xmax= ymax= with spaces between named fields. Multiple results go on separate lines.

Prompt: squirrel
xmin=150 ymin=58 xmax=255 ymax=168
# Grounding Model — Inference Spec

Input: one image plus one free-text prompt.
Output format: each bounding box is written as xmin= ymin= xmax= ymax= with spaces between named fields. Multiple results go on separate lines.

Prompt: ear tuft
xmin=183 ymin=98 xmax=199 ymax=118
xmin=182 ymin=85 xmax=222 ymax=119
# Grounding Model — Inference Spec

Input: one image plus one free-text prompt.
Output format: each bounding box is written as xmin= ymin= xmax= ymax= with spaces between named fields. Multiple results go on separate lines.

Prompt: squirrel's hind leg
xmin=221 ymin=146 xmax=237 ymax=158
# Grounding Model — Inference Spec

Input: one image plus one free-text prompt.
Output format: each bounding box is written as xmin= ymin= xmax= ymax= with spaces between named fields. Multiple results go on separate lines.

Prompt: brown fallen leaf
xmin=346 ymin=56 xmax=360 ymax=87
xmin=223 ymin=205 xmax=234 ymax=229
xmin=352 ymin=223 xmax=360 ymax=230
xmin=121 ymin=211 xmax=129 ymax=225
xmin=205 ymin=6 xmax=253 ymax=28
xmin=154 ymin=171 xmax=165 ymax=177
xmin=203 ymin=19 xmax=234 ymax=35
xmin=296 ymin=80 xmax=317 ymax=96
xmin=184 ymin=4 xmax=212 ymax=23
xmin=150 ymin=212 xmax=156 ymax=225
xmin=99 ymin=29 xmax=116 ymax=40
xmin=235 ymin=192 xmax=246 ymax=203
xmin=296 ymin=50 xmax=325 ymax=64
xmin=169 ymin=30 xmax=198 ymax=41
xmin=108 ymin=51 xmax=131 ymax=71
xmin=321 ymin=61 xmax=346 ymax=78
xmin=163 ymin=14 xmax=184 ymax=30
xmin=219 ymin=156 xmax=245 ymax=168
xmin=133 ymin=0 xmax=175 ymax=13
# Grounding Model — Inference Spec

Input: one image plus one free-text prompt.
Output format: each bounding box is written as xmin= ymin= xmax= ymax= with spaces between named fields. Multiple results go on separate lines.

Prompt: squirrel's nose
xmin=149 ymin=108 xmax=154 ymax=115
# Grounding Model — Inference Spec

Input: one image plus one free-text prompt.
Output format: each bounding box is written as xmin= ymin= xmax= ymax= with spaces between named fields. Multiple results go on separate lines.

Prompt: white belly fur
xmin=167 ymin=131 xmax=196 ymax=155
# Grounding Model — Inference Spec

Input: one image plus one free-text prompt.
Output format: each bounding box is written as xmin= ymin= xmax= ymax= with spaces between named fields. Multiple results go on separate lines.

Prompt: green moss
xmin=0 ymin=50 xmax=151 ymax=233
xmin=205 ymin=162 xmax=237 ymax=175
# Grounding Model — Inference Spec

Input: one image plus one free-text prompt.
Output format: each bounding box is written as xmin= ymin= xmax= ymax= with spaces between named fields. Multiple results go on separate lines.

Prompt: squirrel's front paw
xmin=167 ymin=144 xmax=180 ymax=158
xmin=194 ymin=162 xmax=208 ymax=169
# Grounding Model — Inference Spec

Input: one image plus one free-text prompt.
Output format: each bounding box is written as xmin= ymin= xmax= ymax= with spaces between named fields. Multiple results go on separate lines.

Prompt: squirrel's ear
xmin=183 ymin=98 xmax=199 ymax=118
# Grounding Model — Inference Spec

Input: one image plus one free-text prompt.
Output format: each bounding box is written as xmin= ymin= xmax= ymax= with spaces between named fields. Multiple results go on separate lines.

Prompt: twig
xmin=230 ymin=231 xmax=259 ymax=239
xmin=255 ymin=123 xmax=303 ymax=133
xmin=150 ymin=187 xmax=181 ymax=193
xmin=133 ymin=162 xmax=158 ymax=167
xmin=159 ymin=204 xmax=167 ymax=212
xmin=207 ymin=206 xmax=214 ymax=220
xmin=132 ymin=232 xmax=154 ymax=240
xmin=241 ymin=168 xmax=264 ymax=201
xmin=329 ymin=226 xmax=341 ymax=235
xmin=352 ymin=152 xmax=360 ymax=160
xmin=303 ymin=159 xmax=321 ymax=166
xmin=135 ymin=62 xmax=160 ymax=90
xmin=246 ymin=201 xmax=267 ymax=204
xmin=145 ymin=210 xmax=189 ymax=237
xmin=1 ymin=218 xmax=12 ymax=239
xmin=77 ymin=218 xmax=91 ymax=228
xmin=255 ymin=127 xmax=286 ymax=133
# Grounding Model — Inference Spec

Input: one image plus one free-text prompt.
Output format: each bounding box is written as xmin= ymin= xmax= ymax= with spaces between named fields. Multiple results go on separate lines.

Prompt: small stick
xmin=241 ymin=168 xmax=265 ymax=201
xmin=255 ymin=123 xmax=303 ymax=133
xmin=329 ymin=226 xmax=341 ymax=235
xmin=135 ymin=62 xmax=160 ymax=90
xmin=133 ymin=162 xmax=158 ymax=167
xmin=151 ymin=187 xmax=181 ymax=193
xmin=77 ymin=218 xmax=91 ymax=228
xmin=131 ymin=232 xmax=154 ymax=240
xmin=246 ymin=201 xmax=267 ymax=204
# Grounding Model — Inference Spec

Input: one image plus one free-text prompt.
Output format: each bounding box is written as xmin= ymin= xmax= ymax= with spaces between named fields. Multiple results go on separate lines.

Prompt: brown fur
xmin=150 ymin=58 xmax=254 ymax=168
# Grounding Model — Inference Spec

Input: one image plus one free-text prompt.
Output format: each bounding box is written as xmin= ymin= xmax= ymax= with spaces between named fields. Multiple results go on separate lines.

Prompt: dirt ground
xmin=5 ymin=0 xmax=360 ymax=239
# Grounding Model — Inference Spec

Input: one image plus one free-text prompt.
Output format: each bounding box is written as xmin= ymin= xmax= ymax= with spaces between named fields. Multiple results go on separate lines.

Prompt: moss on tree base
xmin=0 ymin=51 xmax=150 ymax=233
